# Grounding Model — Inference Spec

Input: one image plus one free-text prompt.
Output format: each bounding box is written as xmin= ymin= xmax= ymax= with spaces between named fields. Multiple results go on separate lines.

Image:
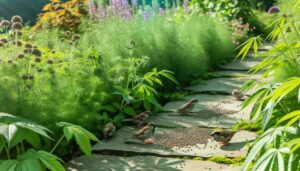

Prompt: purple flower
xmin=97 ymin=3 xmax=106 ymax=18
xmin=159 ymin=8 xmax=164 ymax=16
xmin=88 ymin=0 xmax=96 ymax=16
xmin=143 ymin=10 xmax=149 ymax=21
xmin=268 ymin=6 xmax=280 ymax=14
xmin=131 ymin=0 xmax=137 ymax=6
xmin=184 ymin=0 xmax=189 ymax=11
xmin=122 ymin=0 xmax=130 ymax=9
xmin=111 ymin=0 xmax=117 ymax=15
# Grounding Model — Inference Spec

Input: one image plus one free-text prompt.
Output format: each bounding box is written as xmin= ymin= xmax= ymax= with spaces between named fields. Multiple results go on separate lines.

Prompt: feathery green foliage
xmin=57 ymin=15 xmax=233 ymax=85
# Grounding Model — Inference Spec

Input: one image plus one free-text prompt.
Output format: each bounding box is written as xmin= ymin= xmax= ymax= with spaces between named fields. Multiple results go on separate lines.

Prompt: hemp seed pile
xmin=155 ymin=128 xmax=213 ymax=148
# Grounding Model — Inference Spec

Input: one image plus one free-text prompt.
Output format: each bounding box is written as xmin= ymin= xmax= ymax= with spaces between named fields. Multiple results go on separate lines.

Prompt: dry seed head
xmin=24 ymin=48 xmax=32 ymax=54
xmin=35 ymin=57 xmax=41 ymax=63
xmin=7 ymin=59 xmax=13 ymax=64
xmin=22 ymin=74 xmax=29 ymax=80
xmin=72 ymin=34 xmax=80 ymax=41
xmin=47 ymin=58 xmax=54 ymax=64
xmin=51 ymin=50 xmax=56 ymax=54
xmin=11 ymin=15 xmax=23 ymax=24
xmin=0 ymin=20 xmax=10 ymax=27
xmin=65 ymin=31 xmax=71 ymax=37
xmin=0 ymin=38 xmax=8 ymax=44
xmin=33 ymin=45 xmax=37 ymax=49
xmin=0 ymin=42 xmax=4 ymax=47
xmin=12 ymin=22 xmax=23 ymax=30
xmin=11 ymin=40 xmax=22 ymax=47
xmin=32 ymin=48 xmax=42 ymax=57
xmin=24 ymin=43 xmax=32 ymax=49
xmin=28 ymin=75 xmax=34 ymax=80
xmin=12 ymin=30 xmax=22 ymax=36
xmin=17 ymin=53 xmax=25 ymax=59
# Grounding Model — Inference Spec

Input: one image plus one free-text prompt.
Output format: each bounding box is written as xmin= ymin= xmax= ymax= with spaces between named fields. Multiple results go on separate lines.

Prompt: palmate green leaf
xmin=252 ymin=148 xmax=290 ymax=171
xmin=261 ymin=101 xmax=275 ymax=130
xmin=0 ymin=160 xmax=18 ymax=171
xmin=242 ymin=127 xmax=295 ymax=171
xmin=57 ymin=122 xmax=99 ymax=156
xmin=267 ymin=18 xmax=286 ymax=42
xmin=285 ymin=138 xmax=300 ymax=152
xmin=242 ymin=88 xmax=268 ymax=110
xmin=0 ymin=113 xmax=52 ymax=149
xmin=158 ymin=70 xmax=179 ymax=85
xmin=0 ymin=149 xmax=64 ymax=171
xmin=37 ymin=150 xmax=65 ymax=171
xmin=0 ymin=123 xmax=17 ymax=146
xmin=278 ymin=110 xmax=300 ymax=128
xmin=266 ymin=77 xmax=300 ymax=103
xmin=293 ymin=0 xmax=300 ymax=14
xmin=236 ymin=36 xmax=263 ymax=60
xmin=74 ymin=131 xmax=92 ymax=156
xmin=242 ymin=134 xmax=270 ymax=171
xmin=123 ymin=106 xmax=136 ymax=116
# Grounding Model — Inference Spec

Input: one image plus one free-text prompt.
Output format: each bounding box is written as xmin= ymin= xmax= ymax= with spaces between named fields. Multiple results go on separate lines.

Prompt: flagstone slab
xmin=149 ymin=111 xmax=249 ymax=129
xmin=164 ymin=94 xmax=243 ymax=113
xmin=92 ymin=126 xmax=256 ymax=158
xmin=185 ymin=77 xmax=247 ymax=94
xmin=220 ymin=58 xmax=260 ymax=71
xmin=211 ymin=70 xmax=262 ymax=80
xmin=67 ymin=155 xmax=241 ymax=171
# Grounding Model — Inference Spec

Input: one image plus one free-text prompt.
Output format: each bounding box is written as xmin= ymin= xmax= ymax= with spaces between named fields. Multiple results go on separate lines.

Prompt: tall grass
xmin=75 ymin=15 xmax=234 ymax=85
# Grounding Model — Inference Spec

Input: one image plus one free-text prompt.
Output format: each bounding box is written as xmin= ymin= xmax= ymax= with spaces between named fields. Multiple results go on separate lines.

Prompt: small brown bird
xmin=231 ymin=89 xmax=248 ymax=101
xmin=134 ymin=123 xmax=156 ymax=139
xmin=144 ymin=138 xmax=155 ymax=144
xmin=103 ymin=122 xmax=116 ymax=139
xmin=124 ymin=111 xmax=151 ymax=127
xmin=210 ymin=130 xmax=239 ymax=146
xmin=177 ymin=99 xmax=199 ymax=114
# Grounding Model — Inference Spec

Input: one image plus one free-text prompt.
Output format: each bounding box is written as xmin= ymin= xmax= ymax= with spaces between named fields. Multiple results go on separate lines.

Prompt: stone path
xmin=67 ymin=46 xmax=268 ymax=171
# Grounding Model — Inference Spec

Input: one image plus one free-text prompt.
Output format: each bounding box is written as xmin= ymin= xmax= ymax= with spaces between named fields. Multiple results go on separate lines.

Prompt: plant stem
xmin=4 ymin=144 xmax=10 ymax=159
xmin=16 ymin=144 xmax=20 ymax=157
xmin=50 ymin=135 xmax=65 ymax=154
xmin=21 ymin=141 xmax=25 ymax=154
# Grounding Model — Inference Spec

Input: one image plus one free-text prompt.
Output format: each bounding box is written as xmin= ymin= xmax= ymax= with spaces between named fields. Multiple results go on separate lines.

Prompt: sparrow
xmin=176 ymin=99 xmax=199 ymax=114
xmin=134 ymin=123 xmax=156 ymax=139
xmin=103 ymin=122 xmax=116 ymax=139
xmin=231 ymin=89 xmax=248 ymax=101
xmin=210 ymin=130 xmax=239 ymax=146
xmin=144 ymin=138 xmax=155 ymax=144
xmin=124 ymin=111 xmax=151 ymax=127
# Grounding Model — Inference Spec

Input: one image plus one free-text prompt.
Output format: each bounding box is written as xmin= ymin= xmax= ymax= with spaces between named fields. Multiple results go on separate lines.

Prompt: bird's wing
xmin=135 ymin=126 xmax=149 ymax=136
xmin=134 ymin=112 xmax=147 ymax=120
xmin=178 ymin=102 xmax=192 ymax=110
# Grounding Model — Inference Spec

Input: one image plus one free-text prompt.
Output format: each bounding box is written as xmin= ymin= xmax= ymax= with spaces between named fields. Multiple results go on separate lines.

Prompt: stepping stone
xmin=92 ymin=126 xmax=256 ymax=158
xmin=67 ymin=155 xmax=241 ymax=171
xmin=211 ymin=70 xmax=262 ymax=80
xmin=220 ymin=58 xmax=260 ymax=71
xmin=184 ymin=94 xmax=254 ymax=115
xmin=164 ymin=94 xmax=243 ymax=113
xmin=185 ymin=77 xmax=247 ymax=94
xmin=149 ymin=111 xmax=249 ymax=128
